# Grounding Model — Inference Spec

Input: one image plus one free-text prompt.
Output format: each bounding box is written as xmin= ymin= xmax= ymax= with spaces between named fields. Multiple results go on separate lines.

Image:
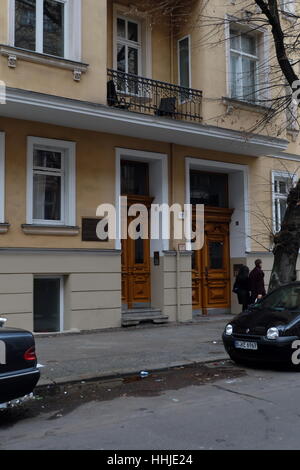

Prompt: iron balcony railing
xmin=107 ymin=68 xmax=202 ymax=122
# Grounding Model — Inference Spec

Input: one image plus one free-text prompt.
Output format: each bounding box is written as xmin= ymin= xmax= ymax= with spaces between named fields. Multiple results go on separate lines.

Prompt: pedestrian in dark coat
xmin=233 ymin=265 xmax=250 ymax=311
xmin=249 ymin=259 xmax=266 ymax=304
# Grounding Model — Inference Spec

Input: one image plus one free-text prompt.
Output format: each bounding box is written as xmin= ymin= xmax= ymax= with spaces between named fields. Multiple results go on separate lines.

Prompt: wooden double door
xmin=192 ymin=207 xmax=233 ymax=314
xmin=122 ymin=195 xmax=152 ymax=309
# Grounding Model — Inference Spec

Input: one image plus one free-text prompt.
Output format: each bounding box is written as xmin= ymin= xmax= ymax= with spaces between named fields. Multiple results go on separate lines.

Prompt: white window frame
xmin=115 ymin=14 xmax=142 ymax=76
xmin=224 ymin=16 xmax=270 ymax=105
xmin=286 ymin=85 xmax=299 ymax=131
xmin=178 ymin=35 xmax=192 ymax=91
xmin=280 ymin=0 xmax=295 ymax=15
xmin=27 ymin=137 xmax=76 ymax=226
xmin=272 ymin=170 xmax=297 ymax=233
xmin=112 ymin=3 xmax=152 ymax=80
xmin=9 ymin=0 xmax=82 ymax=61
xmin=229 ymin=28 xmax=259 ymax=103
xmin=34 ymin=275 xmax=64 ymax=332
xmin=0 ymin=133 xmax=5 ymax=224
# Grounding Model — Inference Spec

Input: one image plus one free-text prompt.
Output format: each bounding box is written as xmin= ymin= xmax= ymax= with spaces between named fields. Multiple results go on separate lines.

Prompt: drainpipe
xmin=170 ymin=143 xmax=180 ymax=322
xmin=170 ymin=13 xmax=174 ymax=82
xmin=176 ymin=249 xmax=181 ymax=323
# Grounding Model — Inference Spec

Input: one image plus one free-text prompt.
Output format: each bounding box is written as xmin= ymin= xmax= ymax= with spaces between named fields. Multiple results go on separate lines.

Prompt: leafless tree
xmin=118 ymin=0 xmax=300 ymax=291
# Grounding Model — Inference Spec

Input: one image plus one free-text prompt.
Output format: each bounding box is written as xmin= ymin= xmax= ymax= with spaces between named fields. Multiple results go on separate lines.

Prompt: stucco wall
xmin=0 ymin=249 xmax=122 ymax=331
xmin=0 ymin=0 xmax=107 ymax=103
xmin=1 ymin=0 xmax=300 ymax=155
xmin=151 ymin=252 xmax=193 ymax=322
xmin=0 ymin=115 xmax=299 ymax=253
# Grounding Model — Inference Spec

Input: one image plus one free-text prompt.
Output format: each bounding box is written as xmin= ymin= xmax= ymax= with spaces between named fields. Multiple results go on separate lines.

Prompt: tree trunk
xmin=268 ymin=181 xmax=300 ymax=292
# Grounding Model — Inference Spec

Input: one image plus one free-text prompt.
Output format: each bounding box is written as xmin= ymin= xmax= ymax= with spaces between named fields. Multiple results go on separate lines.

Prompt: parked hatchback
xmin=0 ymin=318 xmax=40 ymax=404
xmin=223 ymin=282 xmax=300 ymax=367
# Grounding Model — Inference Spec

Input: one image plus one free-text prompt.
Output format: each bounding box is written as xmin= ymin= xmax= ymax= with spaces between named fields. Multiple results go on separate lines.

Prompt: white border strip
xmin=115 ymin=148 xmax=169 ymax=252
xmin=185 ymin=157 xmax=251 ymax=253
xmin=0 ymin=132 xmax=5 ymax=224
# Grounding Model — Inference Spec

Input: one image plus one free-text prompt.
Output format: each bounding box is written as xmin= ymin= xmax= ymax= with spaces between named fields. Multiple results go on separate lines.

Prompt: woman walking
xmin=233 ymin=265 xmax=250 ymax=312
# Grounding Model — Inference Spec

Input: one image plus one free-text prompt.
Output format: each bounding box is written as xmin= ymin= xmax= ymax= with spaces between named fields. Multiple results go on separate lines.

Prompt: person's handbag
xmin=232 ymin=281 xmax=239 ymax=294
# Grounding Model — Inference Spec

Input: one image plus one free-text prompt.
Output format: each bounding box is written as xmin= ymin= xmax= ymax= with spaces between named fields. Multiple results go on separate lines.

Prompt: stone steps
xmin=122 ymin=309 xmax=169 ymax=327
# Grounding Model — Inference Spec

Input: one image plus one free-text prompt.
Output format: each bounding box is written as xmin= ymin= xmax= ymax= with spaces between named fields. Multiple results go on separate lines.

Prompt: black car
xmin=0 ymin=318 xmax=40 ymax=404
xmin=223 ymin=282 xmax=300 ymax=367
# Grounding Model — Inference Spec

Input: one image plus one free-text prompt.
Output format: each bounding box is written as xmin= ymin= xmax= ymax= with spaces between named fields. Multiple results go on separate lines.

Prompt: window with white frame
xmin=27 ymin=137 xmax=76 ymax=226
xmin=280 ymin=0 xmax=295 ymax=15
xmin=272 ymin=172 xmax=294 ymax=232
xmin=116 ymin=15 xmax=141 ymax=93
xmin=286 ymin=82 xmax=299 ymax=132
xmin=178 ymin=36 xmax=191 ymax=89
xmin=230 ymin=28 xmax=259 ymax=103
xmin=178 ymin=35 xmax=191 ymax=102
xmin=286 ymin=97 xmax=299 ymax=132
xmin=14 ymin=0 xmax=67 ymax=56
xmin=12 ymin=0 xmax=81 ymax=60
xmin=0 ymin=133 xmax=5 ymax=224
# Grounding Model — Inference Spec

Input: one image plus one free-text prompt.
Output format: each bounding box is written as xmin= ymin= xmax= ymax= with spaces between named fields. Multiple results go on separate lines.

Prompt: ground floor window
xmin=27 ymin=137 xmax=76 ymax=227
xmin=34 ymin=276 xmax=64 ymax=332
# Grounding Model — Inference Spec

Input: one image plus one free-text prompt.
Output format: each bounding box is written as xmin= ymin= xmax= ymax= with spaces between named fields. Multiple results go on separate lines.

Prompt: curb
xmin=36 ymin=356 xmax=229 ymax=389
xmin=34 ymin=316 xmax=233 ymax=339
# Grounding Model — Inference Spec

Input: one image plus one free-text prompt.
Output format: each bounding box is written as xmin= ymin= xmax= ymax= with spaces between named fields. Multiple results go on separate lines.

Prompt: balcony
xmin=107 ymin=69 xmax=202 ymax=123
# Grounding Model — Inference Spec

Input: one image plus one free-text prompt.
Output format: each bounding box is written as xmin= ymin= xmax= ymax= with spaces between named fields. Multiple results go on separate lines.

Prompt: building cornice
xmin=1 ymin=87 xmax=289 ymax=157
xmin=267 ymin=151 xmax=300 ymax=161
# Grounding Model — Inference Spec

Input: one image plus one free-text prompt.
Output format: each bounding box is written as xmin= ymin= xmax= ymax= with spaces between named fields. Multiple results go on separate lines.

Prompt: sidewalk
xmin=35 ymin=316 xmax=232 ymax=386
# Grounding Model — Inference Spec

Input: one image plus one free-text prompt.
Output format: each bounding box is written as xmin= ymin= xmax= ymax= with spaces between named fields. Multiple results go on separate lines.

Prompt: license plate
xmin=234 ymin=340 xmax=258 ymax=350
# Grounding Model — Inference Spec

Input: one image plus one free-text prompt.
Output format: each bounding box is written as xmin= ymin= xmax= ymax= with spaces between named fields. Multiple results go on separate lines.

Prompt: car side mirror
xmin=0 ymin=318 xmax=7 ymax=328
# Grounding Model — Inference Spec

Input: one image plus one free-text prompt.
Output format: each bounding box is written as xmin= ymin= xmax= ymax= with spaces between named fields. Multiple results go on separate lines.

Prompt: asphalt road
xmin=2 ymin=360 xmax=300 ymax=450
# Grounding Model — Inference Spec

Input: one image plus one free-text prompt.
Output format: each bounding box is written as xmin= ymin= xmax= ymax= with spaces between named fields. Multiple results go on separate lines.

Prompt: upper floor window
xmin=178 ymin=36 xmax=191 ymax=90
xmin=14 ymin=0 xmax=70 ymax=58
xmin=115 ymin=16 xmax=141 ymax=94
xmin=117 ymin=17 xmax=141 ymax=76
xmin=272 ymin=172 xmax=294 ymax=232
xmin=0 ymin=133 xmax=5 ymax=225
xmin=27 ymin=137 xmax=76 ymax=226
xmin=280 ymin=0 xmax=295 ymax=15
xmin=230 ymin=29 xmax=258 ymax=103
xmin=286 ymin=96 xmax=299 ymax=132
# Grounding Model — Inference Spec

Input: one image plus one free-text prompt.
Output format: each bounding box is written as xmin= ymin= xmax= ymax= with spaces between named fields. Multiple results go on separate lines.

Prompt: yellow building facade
xmin=0 ymin=0 xmax=299 ymax=332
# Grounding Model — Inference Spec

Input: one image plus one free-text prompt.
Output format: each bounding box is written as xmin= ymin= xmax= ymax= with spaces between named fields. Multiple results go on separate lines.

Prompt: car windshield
xmin=256 ymin=284 xmax=300 ymax=312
